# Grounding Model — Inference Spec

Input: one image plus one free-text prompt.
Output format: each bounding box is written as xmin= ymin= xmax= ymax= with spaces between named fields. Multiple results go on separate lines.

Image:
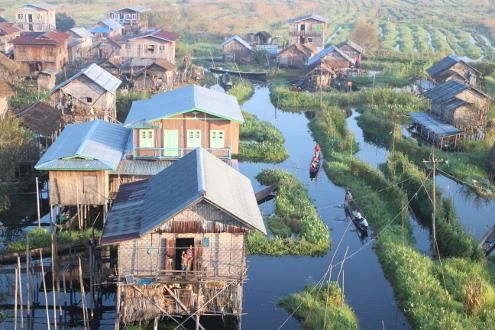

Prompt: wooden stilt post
xmin=78 ymin=257 xmax=88 ymax=330
xmin=36 ymin=177 xmax=41 ymax=228
xmin=26 ymin=236 xmax=31 ymax=318
xmin=17 ymin=256 xmax=24 ymax=330
xmin=40 ymin=251 xmax=51 ymax=330
xmin=14 ymin=267 xmax=18 ymax=330
xmin=50 ymin=205 xmax=57 ymax=330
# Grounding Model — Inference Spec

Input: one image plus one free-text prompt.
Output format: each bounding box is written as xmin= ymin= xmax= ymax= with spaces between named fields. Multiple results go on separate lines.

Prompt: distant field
xmin=0 ymin=0 xmax=494 ymax=59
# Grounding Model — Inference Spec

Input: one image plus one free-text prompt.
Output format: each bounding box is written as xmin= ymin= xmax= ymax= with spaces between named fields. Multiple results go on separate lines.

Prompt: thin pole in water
xmin=36 ymin=177 xmax=41 ymax=227
xmin=26 ymin=236 xmax=31 ymax=318
xmin=14 ymin=267 xmax=18 ymax=330
xmin=40 ymin=250 xmax=51 ymax=330
xmin=17 ymin=256 xmax=24 ymax=330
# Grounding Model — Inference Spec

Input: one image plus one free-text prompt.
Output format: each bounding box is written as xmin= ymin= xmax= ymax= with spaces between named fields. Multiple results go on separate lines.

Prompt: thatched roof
xmin=16 ymin=103 xmax=64 ymax=136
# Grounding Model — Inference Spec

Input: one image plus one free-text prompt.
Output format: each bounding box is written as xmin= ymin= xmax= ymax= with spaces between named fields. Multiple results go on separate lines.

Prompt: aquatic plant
xmin=228 ymin=79 xmax=254 ymax=104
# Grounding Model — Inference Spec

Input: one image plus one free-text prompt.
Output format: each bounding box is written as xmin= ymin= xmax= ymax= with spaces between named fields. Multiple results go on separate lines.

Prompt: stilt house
xmin=307 ymin=45 xmax=355 ymax=70
xmin=108 ymin=6 xmax=150 ymax=35
xmin=124 ymin=84 xmax=243 ymax=160
xmin=0 ymin=22 xmax=22 ymax=55
xmin=276 ymin=43 xmax=317 ymax=68
xmin=287 ymin=14 xmax=329 ymax=50
xmin=101 ymin=148 xmax=266 ymax=324
xmin=90 ymin=19 xmax=123 ymax=39
xmin=221 ymin=35 xmax=252 ymax=63
xmin=338 ymin=41 xmax=364 ymax=66
xmin=118 ymin=29 xmax=177 ymax=65
xmin=427 ymin=55 xmax=479 ymax=87
xmin=132 ymin=58 xmax=176 ymax=92
xmin=67 ymin=27 xmax=93 ymax=63
xmin=15 ymin=3 xmax=56 ymax=32
xmin=48 ymin=63 xmax=122 ymax=122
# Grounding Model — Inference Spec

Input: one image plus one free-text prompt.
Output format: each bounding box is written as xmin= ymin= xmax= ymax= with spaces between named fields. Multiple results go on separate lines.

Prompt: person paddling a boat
xmin=355 ymin=212 xmax=368 ymax=229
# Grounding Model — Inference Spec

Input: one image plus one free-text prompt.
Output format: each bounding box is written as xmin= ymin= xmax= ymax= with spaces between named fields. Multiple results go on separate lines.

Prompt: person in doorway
xmin=344 ymin=189 xmax=353 ymax=207
xmin=180 ymin=251 xmax=187 ymax=271
xmin=186 ymin=245 xmax=194 ymax=271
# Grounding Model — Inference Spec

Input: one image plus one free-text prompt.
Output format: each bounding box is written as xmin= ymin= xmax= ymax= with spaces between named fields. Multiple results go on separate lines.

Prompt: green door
xmin=210 ymin=130 xmax=225 ymax=149
xmin=139 ymin=129 xmax=154 ymax=148
xmin=187 ymin=129 xmax=201 ymax=149
xmin=163 ymin=129 xmax=179 ymax=157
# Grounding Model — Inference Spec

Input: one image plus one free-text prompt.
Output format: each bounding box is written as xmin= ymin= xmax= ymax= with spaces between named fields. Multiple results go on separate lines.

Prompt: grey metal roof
xmin=209 ymin=84 xmax=225 ymax=93
xmin=100 ymin=19 xmax=123 ymax=30
xmin=427 ymin=55 xmax=459 ymax=78
xmin=287 ymin=14 xmax=329 ymax=24
xmin=70 ymin=27 xmax=93 ymax=39
xmin=307 ymin=45 xmax=354 ymax=67
xmin=221 ymin=35 xmax=252 ymax=50
xmin=112 ymin=6 xmax=149 ymax=13
xmin=101 ymin=148 xmax=266 ymax=243
xmin=50 ymin=63 xmax=122 ymax=94
xmin=22 ymin=3 xmax=53 ymax=11
xmin=35 ymin=120 xmax=130 ymax=171
xmin=410 ymin=112 xmax=462 ymax=137
xmin=443 ymin=98 xmax=466 ymax=114
xmin=124 ymin=84 xmax=244 ymax=126
xmin=111 ymin=159 xmax=173 ymax=176
xmin=423 ymin=80 xmax=468 ymax=104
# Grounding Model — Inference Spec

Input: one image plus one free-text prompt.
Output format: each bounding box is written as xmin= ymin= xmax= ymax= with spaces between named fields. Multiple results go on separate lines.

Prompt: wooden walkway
xmin=255 ymin=184 xmax=278 ymax=205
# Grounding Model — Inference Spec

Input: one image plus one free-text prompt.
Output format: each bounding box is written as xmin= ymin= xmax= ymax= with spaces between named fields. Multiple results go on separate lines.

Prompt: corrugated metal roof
xmin=111 ymin=159 xmax=173 ymax=176
xmin=221 ymin=35 xmax=252 ymax=50
xmin=125 ymin=29 xmax=177 ymax=42
xmin=341 ymin=40 xmax=364 ymax=54
xmin=443 ymin=98 xmax=466 ymax=114
xmin=124 ymin=84 xmax=244 ymax=126
xmin=12 ymin=30 xmax=70 ymax=46
xmin=410 ymin=112 xmax=462 ymax=136
xmin=70 ymin=27 xmax=93 ymax=39
xmin=99 ymin=19 xmax=123 ymax=30
xmin=101 ymin=148 xmax=266 ymax=243
xmin=307 ymin=45 xmax=354 ymax=67
xmin=287 ymin=14 xmax=329 ymax=23
xmin=112 ymin=6 xmax=149 ymax=13
xmin=209 ymin=84 xmax=225 ymax=93
xmin=22 ymin=3 xmax=53 ymax=11
xmin=35 ymin=120 xmax=130 ymax=171
xmin=423 ymin=80 xmax=468 ymax=104
xmin=427 ymin=55 xmax=459 ymax=78
xmin=51 ymin=63 xmax=121 ymax=94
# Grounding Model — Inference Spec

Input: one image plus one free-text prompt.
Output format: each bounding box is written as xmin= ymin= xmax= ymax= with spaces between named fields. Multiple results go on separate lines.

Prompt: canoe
xmin=210 ymin=67 xmax=267 ymax=80
xmin=344 ymin=199 xmax=369 ymax=235
xmin=309 ymin=156 xmax=321 ymax=175
xmin=480 ymin=225 xmax=495 ymax=256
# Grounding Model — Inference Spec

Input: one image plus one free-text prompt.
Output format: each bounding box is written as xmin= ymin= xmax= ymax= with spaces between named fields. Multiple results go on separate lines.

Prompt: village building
xmin=101 ymin=147 xmax=266 ymax=326
xmin=338 ymin=40 xmax=364 ymax=66
xmin=124 ymin=84 xmax=243 ymax=160
xmin=410 ymin=80 xmax=492 ymax=147
xmin=0 ymin=80 xmax=14 ymax=118
xmin=90 ymin=19 xmax=123 ymax=39
xmin=276 ymin=42 xmax=317 ymax=67
xmin=48 ymin=63 xmax=122 ymax=122
xmin=131 ymin=58 xmax=176 ymax=92
xmin=36 ymin=68 xmax=57 ymax=90
xmin=98 ymin=57 xmax=121 ymax=76
xmin=307 ymin=45 xmax=355 ymax=70
xmin=427 ymin=55 xmax=479 ymax=87
xmin=287 ymin=14 xmax=328 ymax=50
xmin=108 ymin=6 xmax=149 ymax=35
xmin=16 ymin=3 xmax=56 ymax=32
xmin=118 ymin=29 xmax=177 ymax=65
xmin=67 ymin=27 xmax=93 ymax=64
xmin=16 ymin=102 xmax=64 ymax=144
xmin=92 ymin=38 xmax=121 ymax=60
xmin=0 ymin=22 xmax=22 ymax=55
xmin=245 ymin=31 xmax=272 ymax=45
xmin=34 ymin=120 xmax=130 ymax=211
xmin=11 ymin=30 xmax=70 ymax=73
xmin=221 ymin=35 xmax=252 ymax=63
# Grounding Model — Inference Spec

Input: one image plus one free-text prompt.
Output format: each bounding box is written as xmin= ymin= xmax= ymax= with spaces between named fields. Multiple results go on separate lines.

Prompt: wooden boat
xmin=480 ymin=225 xmax=495 ymax=256
xmin=210 ymin=67 xmax=267 ymax=80
xmin=344 ymin=199 xmax=368 ymax=236
xmin=309 ymin=155 xmax=321 ymax=177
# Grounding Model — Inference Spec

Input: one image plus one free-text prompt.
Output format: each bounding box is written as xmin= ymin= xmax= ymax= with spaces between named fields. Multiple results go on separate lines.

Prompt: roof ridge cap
xmin=197 ymin=148 xmax=207 ymax=196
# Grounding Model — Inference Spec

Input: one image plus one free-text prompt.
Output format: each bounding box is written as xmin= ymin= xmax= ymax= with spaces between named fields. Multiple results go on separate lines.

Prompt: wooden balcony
xmin=131 ymin=147 xmax=232 ymax=160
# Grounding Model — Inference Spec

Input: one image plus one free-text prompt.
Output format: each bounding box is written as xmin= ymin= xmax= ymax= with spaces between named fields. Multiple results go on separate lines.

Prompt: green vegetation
xmin=247 ymin=169 xmax=330 ymax=256
xmin=279 ymin=283 xmax=359 ymax=330
xmin=116 ymin=91 xmax=150 ymax=122
xmin=4 ymin=228 xmax=101 ymax=253
xmin=228 ymin=79 xmax=254 ymax=104
xmin=310 ymin=107 xmax=495 ymax=329
xmin=9 ymin=87 xmax=49 ymax=110
xmin=235 ymin=111 xmax=288 ymax=163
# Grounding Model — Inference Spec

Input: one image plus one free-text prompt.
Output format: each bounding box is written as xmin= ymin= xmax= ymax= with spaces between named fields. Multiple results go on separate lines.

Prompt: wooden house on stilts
xmin=101 ymin=148 xmax=266 ymax=327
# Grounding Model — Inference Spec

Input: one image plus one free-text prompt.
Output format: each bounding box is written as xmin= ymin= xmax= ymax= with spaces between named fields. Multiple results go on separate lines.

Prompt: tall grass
xmin=279 ymin=283 xmax=359 ymax=330
xmin=228 ymin=79 xmax=255 ymax=104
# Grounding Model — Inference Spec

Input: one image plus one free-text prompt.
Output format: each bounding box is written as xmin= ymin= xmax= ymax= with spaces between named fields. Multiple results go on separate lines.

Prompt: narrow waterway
xmin=240 ymin=87 xmax=409 ymax=330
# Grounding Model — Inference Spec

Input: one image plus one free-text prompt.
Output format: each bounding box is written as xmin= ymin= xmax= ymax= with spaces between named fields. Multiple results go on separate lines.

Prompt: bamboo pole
xmin=36 ymin=177 xmax=41 ymax=228
xmin=78 ymin=257 xmax=88 ymax=330
xmin=26 ymin=235 xmax=31 ymax=318
xmin=40 ymin=250 xmax=51 ymax=330
xmin=17 ymin=256 xmax=24 ymax=330
xmin=14 ymin=267 xmax=18 ymax=330
xmin=50 ymin=205 xmax=57 ymax=330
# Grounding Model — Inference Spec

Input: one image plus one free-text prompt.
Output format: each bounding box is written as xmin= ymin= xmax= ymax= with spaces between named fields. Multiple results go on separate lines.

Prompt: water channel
xmin=0 ymin=85 xmax=493 ymax=329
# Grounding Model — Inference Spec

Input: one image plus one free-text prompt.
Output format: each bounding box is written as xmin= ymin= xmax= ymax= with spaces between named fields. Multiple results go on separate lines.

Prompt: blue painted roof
xmin=424 ymin=80 xmax=469 ymax=104
xmin=221 ymin=35 xmax=252 ymax=50
xmin=124 ymin=84 xmax=244 ymax=126
xmin=427 ymin=55 xmax=460 ymax=78
xmin=307 ymin=45 xmax=354 ymax=67
xmin=97 ymin=19 xmax=123 ymax=31
xmin=101 ymin=148 xmax=266 ymax=243
xmin=51 ymin=63 xmax=121 ymax=94
xmin=89 ymin=26 xmax=111 ymax=34
xmin=35 ymin=120 xmax=130 ymax=171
